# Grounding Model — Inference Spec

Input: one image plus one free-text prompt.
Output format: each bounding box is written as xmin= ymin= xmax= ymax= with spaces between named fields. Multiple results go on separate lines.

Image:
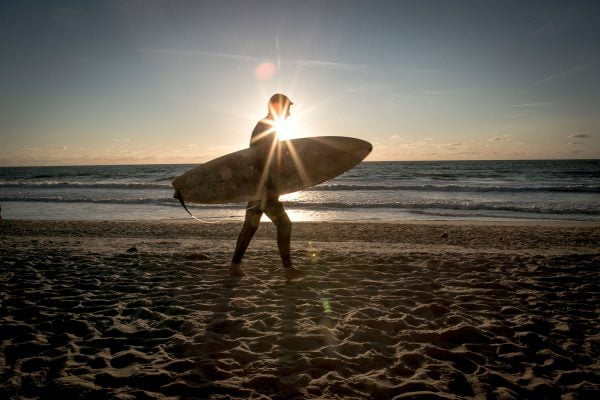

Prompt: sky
xmin=1 ymin=0 xmax=599 ymax=166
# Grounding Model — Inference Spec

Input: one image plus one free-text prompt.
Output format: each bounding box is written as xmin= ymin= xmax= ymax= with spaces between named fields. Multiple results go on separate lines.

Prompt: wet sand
xmin=1 ymin=220 xmax=599 ymax=399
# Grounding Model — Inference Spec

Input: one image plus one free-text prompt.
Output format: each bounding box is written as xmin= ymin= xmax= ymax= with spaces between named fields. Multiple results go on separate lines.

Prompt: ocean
xmin=1 ymin=160 xmax=599 ymax=222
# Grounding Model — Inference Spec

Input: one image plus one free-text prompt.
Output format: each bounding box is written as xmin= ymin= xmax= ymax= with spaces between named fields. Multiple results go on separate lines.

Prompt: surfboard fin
xmin=174 ymin=189 xmax=191 ymax=216
xmin=174 ymin=189 xmax=207 ymax=223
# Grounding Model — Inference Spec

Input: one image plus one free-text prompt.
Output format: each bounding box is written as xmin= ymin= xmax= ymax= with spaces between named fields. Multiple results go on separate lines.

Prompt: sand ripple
xmin=1 ymin=226 xmax=599 ymax=399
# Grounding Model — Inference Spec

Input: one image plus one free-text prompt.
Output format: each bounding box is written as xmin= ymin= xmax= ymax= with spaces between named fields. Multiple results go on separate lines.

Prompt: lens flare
xmin=273 ymin=117 xmax=296 ymax=140
xmin=255 ymin=62 xmax=276 ymax=80
xmin=321 ymin=298 xmax=332 ymax=313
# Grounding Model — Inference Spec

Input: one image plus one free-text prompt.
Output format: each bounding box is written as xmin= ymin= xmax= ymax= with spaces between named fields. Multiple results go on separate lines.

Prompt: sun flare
xmin=273 ymin=116 xmax=299 ymax=140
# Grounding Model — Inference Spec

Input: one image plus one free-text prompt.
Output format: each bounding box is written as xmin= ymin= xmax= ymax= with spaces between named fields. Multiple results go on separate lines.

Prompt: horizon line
xmin=1 ymin=157 xmax=599 ymax=168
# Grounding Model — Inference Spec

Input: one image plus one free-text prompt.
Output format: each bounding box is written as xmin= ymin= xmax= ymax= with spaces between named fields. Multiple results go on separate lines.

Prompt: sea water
xmin=1 ymin=160 xmax=599 ymax=222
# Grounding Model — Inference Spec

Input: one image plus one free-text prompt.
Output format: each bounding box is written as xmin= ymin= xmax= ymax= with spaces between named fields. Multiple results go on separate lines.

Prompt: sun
xmin=273 ymin=116 xmax=299 ymax=140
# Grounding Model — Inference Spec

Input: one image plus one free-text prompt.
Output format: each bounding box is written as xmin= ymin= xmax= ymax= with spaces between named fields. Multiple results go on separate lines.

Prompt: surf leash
xmin=174 ymin=189 xmax=218 ymax=224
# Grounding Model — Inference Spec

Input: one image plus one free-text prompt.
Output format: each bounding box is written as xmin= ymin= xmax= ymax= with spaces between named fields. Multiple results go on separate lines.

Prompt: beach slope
xmin=1 ymin=220 xmax=599 ymax=399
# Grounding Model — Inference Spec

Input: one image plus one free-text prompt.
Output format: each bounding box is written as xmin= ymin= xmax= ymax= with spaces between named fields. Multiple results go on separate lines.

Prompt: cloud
xmin=568 ymin=141 xmax=582 ymax=145
xmin=294 ymin=59 xmax=368 ymax=71
xmin=401 ymin=140 xmax=435 ymax=147
xmin=489 ymin=135 xmax=510 ymax=141
xmin=388 ymin=135 xmax=400 ymax=140
xmin=512 ymin=102 xmax=553 ymax=108
xmin=59 ymin=146 xmax=68 ymax=151
xmin=567 ymin=133 xmax=590 ymax=138
xmin=505 ymin=103 xmax=553 ymax=119
xmin=436 ymin=143 xmax=463 ymax=151
xmin=345 ymin=83 xmax=385 ymax=94
xmin=52 ymin=7 xmax=81 ymax=25
xmin=140 ymin=48 xmax=368 ymax=71
xmin=537 ymin=64 xmax=590 ymax=84
xmin=139 ymin=48 xmax=261 ymax=63
xmin=208 ymin=144 xmax=234 ymax=150
xmin=424 ymin=91 xmax=449 ymax=95
xmin=413 ymin=69 xmax=444 ymax=75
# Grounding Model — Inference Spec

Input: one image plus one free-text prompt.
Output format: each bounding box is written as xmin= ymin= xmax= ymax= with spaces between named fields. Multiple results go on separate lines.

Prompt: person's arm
xmin=250 ymin=120 xmax=275 ymax=148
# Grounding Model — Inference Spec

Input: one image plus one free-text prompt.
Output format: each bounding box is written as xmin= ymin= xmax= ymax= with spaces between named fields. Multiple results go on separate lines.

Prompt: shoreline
xmin=4 ymin=217 xmax=600 ymax=228
xmin=2 ymin=218 xmax=599 ymax=247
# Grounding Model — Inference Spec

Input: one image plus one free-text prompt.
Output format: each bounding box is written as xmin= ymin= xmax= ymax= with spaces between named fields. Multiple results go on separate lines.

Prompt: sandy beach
xmin=1 ymin=219 xmax=599 ymax=399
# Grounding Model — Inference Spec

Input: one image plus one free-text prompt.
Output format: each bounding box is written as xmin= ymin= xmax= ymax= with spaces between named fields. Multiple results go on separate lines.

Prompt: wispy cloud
xmin=423 ymin=90 xmax=450 ymax=95
xmin=512 ymin=102 xmax=553 ymax=108
xmin=51 ymin=7 xmax=81 ymax=25
xmin=294 ymin=59 xmax=368 ymax=71
xmin=489 ymin=135 xmax=511 ymax=142
xmin=344 ymin=84 xmax=385 ymax=94
xmin=139 ymin=48 xmax=368 ymax=71
xmin=139 ymin=48 xmax=261 ymax=62
xmin=208 ymin=144 xmax=234 ymax=150
xmin=537 ymin=64 xmax=590 ymax=84
xmin=413 ymin=69 xmax=444 ymax=75
xmin=438 ymin=142 xmax=462 ymax=147
xmin=567 ymin=133 xmax=590 ymax=138
xmin=388 ymin=135 xmax=400 ymax=140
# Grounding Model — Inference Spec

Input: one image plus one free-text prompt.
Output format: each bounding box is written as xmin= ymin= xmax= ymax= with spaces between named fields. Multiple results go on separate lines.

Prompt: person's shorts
xmin=246 ymin=197 xmax=287 ymax=221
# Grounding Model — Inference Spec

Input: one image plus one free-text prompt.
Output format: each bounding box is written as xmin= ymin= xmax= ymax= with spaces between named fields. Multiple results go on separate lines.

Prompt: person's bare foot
xmin=283 ymin=266 xmax=305 ymax=281
xmin=229 ymin=263 xmax=247 ymax=278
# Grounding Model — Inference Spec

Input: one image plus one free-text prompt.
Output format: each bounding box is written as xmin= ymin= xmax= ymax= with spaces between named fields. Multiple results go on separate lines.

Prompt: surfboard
xmin=172 ymin=136 xmax=372 ymax=204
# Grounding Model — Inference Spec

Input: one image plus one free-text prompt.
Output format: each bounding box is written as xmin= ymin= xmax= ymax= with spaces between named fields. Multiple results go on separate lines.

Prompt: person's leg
xmin=264 ymin=200 xmax=291 ymax=266
xmin=274 ymin=212 xmax=292 ymax=267
xmin=265 ymin=200 xmax=305 ymax=280
xmin=231 ymin=203 xmax=262 ymax=276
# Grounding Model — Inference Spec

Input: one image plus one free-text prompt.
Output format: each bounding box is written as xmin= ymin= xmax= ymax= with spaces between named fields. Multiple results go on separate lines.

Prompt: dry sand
xmin=1 ymin=220 xmax=599 ymax=399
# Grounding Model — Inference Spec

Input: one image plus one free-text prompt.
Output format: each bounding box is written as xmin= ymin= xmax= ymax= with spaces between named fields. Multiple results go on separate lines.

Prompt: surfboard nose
xmin=352 ymin=137 xmax=373 ymax=154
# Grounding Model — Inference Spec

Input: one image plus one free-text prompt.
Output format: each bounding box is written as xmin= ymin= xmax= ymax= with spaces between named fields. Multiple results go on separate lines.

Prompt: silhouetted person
xmin=230 ymin=94 xmax=305 ymax=280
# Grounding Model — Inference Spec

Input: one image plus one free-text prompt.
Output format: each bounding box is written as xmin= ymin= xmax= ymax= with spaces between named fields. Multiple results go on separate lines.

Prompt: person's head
xmin=268 ymin=93 xmax=293 ymax=119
